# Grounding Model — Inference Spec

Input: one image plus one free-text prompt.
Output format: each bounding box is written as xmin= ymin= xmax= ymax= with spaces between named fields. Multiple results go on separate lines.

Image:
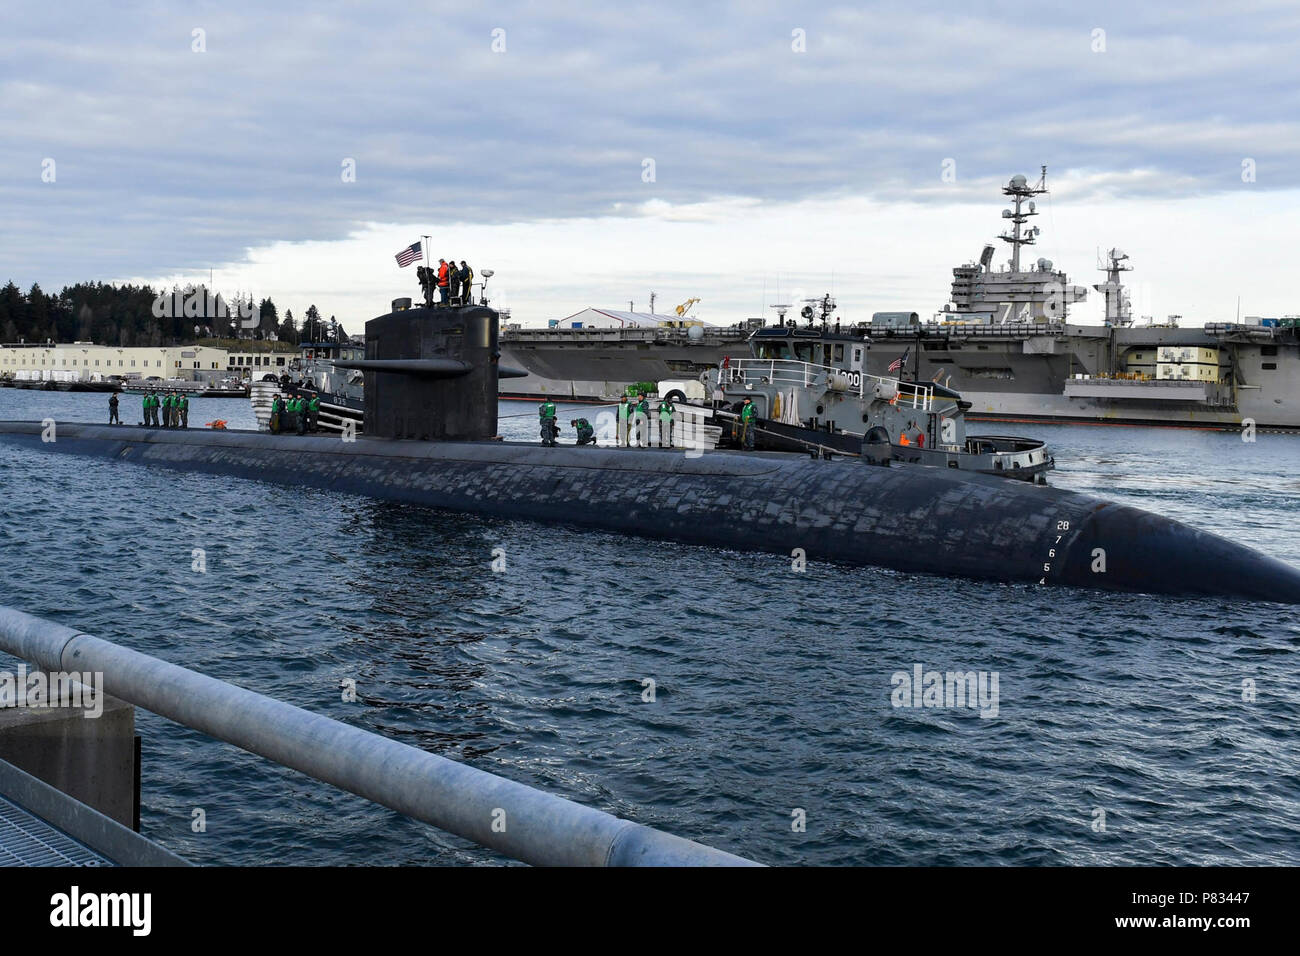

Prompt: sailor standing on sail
xmin=417 ymin=265 xmax=436 ymax=308
xmin=437 ymin=259 xmax=451 ymax=305
xmin=459 ymin=261 xmax=473 ymax=305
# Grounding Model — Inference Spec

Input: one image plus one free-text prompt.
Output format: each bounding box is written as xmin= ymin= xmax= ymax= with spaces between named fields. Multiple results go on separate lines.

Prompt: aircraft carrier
xmin=498 ymin=169 xmax=1300 ymax=430
xmin=497 ymin=320 xmax=751 ymax=403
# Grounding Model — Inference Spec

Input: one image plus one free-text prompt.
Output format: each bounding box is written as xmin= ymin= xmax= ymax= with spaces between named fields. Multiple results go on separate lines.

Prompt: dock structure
xmin=0 ymin=757 xmax=186 ymax=866
xmin=0 ymin=605 xmax=758 ymax=867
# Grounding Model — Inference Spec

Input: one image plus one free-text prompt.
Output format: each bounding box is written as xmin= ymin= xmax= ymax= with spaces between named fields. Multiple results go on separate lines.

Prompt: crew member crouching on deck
xmin=572 ymin=417 xmax=596 ymax=446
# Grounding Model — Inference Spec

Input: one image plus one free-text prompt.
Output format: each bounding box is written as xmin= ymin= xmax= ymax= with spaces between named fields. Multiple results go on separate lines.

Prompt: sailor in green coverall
xmin=616 ymin=396 xmax=630 ymax=447
xmin=658 ymin=396 xmax=676 ymax=448
xmin=739 ymin=396 xmax=756 ymax=450
xmin=142 ymin=391 xmax=152 ymax=426
xmin=538 ymin=398 xmax=558 ymax=446
xmin=178 ymin=393 xmax=189 ymax=429
xmin=307 ymin=395 xmax=320 ymax=432
xmin=571 ymin=417 xmax=596 ymax=445
xmin=633 ymin=393 xmax=650 ymax=448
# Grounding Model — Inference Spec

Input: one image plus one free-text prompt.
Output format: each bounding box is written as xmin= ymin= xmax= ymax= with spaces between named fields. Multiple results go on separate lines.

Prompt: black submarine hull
xmin=2 ymin=422 xmax=1299 ymax=603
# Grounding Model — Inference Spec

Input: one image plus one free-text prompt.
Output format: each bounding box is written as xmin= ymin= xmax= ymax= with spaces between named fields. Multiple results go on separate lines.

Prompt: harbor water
xmin=1 ymin=389 xmax=1297 ymax=865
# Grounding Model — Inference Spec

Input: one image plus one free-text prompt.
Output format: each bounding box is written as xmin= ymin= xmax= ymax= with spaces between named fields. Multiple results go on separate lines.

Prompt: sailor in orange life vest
xmin=437 ymin=258 xmax=451 ymax=305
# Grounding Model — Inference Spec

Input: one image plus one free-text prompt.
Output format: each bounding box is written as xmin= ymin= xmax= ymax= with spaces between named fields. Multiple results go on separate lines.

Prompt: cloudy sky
xmin=4 ymin=0 xmax=1299 ymax=328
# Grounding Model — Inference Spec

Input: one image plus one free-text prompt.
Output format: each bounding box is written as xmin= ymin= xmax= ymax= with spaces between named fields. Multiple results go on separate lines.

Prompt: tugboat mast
xmin=1000 ymin=166 xmax=1048 ymax=273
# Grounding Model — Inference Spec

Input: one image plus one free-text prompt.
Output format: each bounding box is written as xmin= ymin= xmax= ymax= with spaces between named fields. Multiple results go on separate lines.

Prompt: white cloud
xmin=126 ymin=173 xmax=1300 ymax=331
xmin=4 ymin=0 xmax=1300 ymax=315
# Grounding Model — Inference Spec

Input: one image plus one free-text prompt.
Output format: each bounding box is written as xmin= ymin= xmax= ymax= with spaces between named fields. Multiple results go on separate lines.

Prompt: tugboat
xmin=248 ymin=338 xmax=365 ymax=433
xmin=688 ymin=296 xmax=1054 ymax=482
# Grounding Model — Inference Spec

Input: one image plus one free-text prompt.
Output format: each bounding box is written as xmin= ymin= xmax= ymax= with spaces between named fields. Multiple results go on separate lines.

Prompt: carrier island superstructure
xmin=860 ymin=169 xmax=1300 ymax=429
xmin=497 ymin=169 xmax=1300 ymax=430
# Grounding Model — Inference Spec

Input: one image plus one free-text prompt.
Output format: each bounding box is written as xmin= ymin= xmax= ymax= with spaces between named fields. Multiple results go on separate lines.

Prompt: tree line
xmin=0 ymin=280 xmax=348 ymax=348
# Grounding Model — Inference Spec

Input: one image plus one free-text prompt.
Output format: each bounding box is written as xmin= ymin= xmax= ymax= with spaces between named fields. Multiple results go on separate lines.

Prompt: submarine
xmin=2 ymin=302 xmax=1299 ymax=604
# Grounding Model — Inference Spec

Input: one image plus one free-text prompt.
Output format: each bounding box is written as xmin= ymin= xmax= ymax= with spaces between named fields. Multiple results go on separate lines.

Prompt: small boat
xmin=686 ymin=300 xmax=1054 ymax=482
xmin=247 ymin=341 xmax=364 ymax=434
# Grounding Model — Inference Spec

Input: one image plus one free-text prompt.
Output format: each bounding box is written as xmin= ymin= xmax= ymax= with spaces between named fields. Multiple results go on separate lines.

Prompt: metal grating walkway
xmin=0 ymin=793 xmax=109 ymax=867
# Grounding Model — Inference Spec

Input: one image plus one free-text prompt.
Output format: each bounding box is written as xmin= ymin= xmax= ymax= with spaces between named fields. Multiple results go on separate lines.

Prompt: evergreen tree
xmin=258 ymin=297 xmax=279 ymax=339
xmin=303 ymin=304 xmax=322 ymax=342
xmin=0 ymin=282 xmax=24 ymax=341
xmin=0 ymin=277 xmax=342 ymax=349
xmin=278 ymin=308 xmax=297 ymax=344
xmin=27 ymin=284 xmax=52 ymax=343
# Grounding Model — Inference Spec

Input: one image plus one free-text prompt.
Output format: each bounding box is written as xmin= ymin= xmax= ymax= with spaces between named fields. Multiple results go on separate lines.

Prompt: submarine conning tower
xmin=335 ymin=302 xmax=512 ymax=441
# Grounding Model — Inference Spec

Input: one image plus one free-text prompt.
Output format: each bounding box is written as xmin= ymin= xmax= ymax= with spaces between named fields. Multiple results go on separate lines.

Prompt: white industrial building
xmin=0 ymin=343 xmax=295 ymax=384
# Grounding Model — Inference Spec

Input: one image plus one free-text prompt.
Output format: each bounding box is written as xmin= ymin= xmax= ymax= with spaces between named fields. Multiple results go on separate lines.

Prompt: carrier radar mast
xmin=1094 ymin=248 xmax=1134 ymax=327
xmin=1000 ymin=166 xmax=1048 ymax=272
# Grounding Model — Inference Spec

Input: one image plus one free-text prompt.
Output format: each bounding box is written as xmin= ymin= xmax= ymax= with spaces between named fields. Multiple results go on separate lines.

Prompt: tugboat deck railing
xmin=721 ymin=358 xmax=935 ymax=411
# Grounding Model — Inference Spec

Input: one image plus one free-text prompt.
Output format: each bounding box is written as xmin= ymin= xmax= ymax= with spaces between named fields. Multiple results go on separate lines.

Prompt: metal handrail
xmin=0 ymin=605 xmax=758 ymax=867
xmin=721 ymin=358 xmax=934 ymax=410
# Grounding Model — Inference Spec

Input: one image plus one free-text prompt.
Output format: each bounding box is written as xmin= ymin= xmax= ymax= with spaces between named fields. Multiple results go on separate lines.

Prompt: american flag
xmin=394 ymin=242 xmax=423 ymax=268
xmin=887 ymin=347 xmax=910 ymax=373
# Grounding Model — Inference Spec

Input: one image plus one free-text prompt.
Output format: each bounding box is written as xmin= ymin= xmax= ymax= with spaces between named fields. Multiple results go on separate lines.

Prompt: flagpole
xmin=421 ymin=235 xmax=432 ymax=306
